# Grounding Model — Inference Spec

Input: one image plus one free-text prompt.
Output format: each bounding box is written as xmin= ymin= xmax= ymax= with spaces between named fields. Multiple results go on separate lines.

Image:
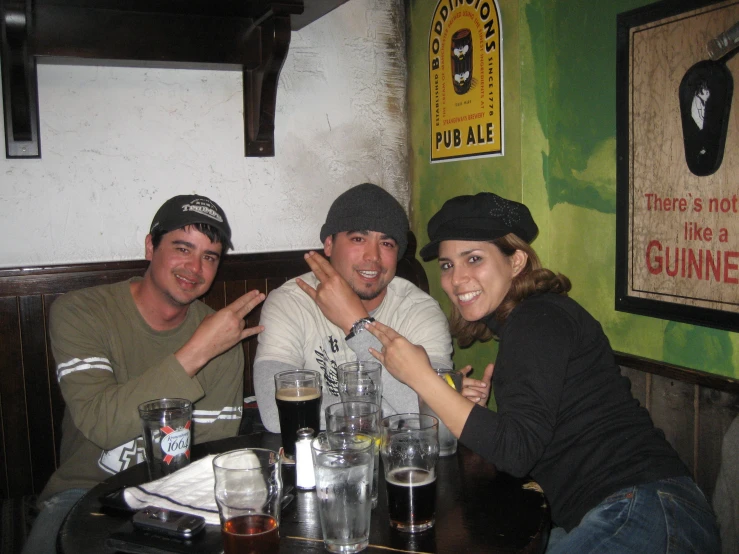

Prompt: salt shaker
xmin=295 ymin=427 xmax=316 ymax=490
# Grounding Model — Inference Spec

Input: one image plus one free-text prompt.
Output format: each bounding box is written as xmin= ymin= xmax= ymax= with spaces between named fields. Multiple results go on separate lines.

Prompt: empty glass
xmin=337 ymin=361 xmax=382 ymax=409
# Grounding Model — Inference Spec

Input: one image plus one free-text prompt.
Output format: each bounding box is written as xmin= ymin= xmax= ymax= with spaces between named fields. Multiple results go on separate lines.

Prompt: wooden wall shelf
xmin=0 ymin=0 xmax=348 ymax=158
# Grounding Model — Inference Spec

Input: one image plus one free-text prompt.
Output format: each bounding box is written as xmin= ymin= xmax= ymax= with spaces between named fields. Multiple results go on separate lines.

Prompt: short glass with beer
xmin=213 ymin=448 xmax=282 ymax=554
xmin=274 ymin=370 xmax=322 ymax=460
xmin=380 ymin=413 xmax=439 ymax=533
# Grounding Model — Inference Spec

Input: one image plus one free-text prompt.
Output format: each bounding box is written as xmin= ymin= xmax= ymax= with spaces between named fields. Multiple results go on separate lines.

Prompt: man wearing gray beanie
xmin=254 ymin=183 xmax=454 ymax=435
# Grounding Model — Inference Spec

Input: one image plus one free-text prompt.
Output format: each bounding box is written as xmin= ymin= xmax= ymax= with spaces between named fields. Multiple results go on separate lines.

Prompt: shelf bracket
xmin=1 ymin=0 xmax=40 ymax=158
xmin=0 ymin=0 xmax=304 ymax=159
xmin=244 ymin=13 xmax=292 ymax=157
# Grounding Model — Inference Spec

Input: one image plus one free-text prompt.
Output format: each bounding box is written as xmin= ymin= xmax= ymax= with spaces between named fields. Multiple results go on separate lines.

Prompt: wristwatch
xmin=345 ymin=317 xmax=376 ymax=341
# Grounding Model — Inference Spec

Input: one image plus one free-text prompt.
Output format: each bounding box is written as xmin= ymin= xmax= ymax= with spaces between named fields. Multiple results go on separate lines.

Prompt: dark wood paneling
xmin=697 ymin=389 xmax=739 ymax=499
xmin=1 ymin=247 xmax=436 ymax=499
xmin=9 ymin=245 xmax=736 ymax=508
xmin=19 ymin=295 xmax=57 ymax=494
xmin=617 ymin=353 xmax=739 ymax=499
xmin=620 ymin=366 xmax=647 ymax=408
xmin=615 ymin=352 xmax=739 ymax=395
xmin=43 ymin=293 xmax=66 ymax=465
xmin=649 ymin=375 xmax=696 ymax=475
xmin=0 ymin=296 xmax=33 ymax=498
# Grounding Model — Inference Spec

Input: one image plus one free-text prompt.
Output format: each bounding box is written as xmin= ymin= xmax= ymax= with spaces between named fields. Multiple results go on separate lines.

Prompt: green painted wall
xmin=407 ymin=0 xmax=738 ymax=398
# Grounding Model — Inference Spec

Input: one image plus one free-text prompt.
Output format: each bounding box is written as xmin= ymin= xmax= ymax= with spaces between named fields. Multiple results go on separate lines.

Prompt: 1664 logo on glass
xmin=159 ymin=420 xmax=191 ymax=464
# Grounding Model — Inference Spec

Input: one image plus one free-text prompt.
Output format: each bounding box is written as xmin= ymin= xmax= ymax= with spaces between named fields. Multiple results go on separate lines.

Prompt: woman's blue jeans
xmin=546 ymin=476 xmax=720 ymax=554
xmin=22 ymin=488 xmax=88 ymax=554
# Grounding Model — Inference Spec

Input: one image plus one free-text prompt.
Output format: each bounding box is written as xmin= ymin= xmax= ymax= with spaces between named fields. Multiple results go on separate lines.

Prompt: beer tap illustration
xmin=678 ymin=21 xmax=737 ymax=176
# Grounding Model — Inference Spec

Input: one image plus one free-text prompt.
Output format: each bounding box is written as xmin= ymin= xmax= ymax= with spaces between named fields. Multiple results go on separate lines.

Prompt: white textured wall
xmin=0 ymin=0 xmax=407 ymax=268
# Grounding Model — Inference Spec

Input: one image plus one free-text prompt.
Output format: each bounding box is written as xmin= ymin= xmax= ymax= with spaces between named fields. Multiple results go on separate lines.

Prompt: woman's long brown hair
xmin=448 ymin=234 xmax=571 ymax=347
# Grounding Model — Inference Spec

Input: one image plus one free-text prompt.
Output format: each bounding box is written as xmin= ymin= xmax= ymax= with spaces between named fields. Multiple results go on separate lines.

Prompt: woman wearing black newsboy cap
xmin=368 ymin=193 xmax=719 ymax=553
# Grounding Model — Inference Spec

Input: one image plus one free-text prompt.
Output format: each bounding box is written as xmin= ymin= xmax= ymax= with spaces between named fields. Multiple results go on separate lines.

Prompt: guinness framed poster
xmin=616 ymin=0 xmax=739 ymax=331
xmin=429 ymin=0 xmax=504 ymax=163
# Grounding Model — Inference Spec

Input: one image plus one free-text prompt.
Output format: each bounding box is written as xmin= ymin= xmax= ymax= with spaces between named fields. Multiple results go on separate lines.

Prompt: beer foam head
xmin=276 ymin=387 xmax=321 ymax=401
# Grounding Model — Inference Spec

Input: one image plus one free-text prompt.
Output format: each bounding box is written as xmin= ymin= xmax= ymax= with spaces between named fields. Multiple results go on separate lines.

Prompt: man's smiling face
xmin=145 ymin=226 xmax=222 ymax=308
xmin=324 ymin=230 xmax=399 ymax=312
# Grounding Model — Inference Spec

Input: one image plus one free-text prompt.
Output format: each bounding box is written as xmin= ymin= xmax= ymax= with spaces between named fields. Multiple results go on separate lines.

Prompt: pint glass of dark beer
xmin=380 ymin=413 xmax=439 ymax=533
xmin=274 ymin=370 xmax=322 ymax=460
xmin=213 ymin=449 xmax=282 ymax=554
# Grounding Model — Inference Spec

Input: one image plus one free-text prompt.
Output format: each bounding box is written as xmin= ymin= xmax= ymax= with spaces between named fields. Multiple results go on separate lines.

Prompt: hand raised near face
xmin=366 ymin=320 xmax=435 ymax=388
xmin=295 ymin=251 xmax=368 ymax=335
xmin=176 ymin=289 xmax=266 ymax=376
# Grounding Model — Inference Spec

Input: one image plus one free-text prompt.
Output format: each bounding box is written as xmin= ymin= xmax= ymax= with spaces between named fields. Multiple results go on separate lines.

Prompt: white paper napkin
xmin=123 ymin=454 xmax=220 ymax=525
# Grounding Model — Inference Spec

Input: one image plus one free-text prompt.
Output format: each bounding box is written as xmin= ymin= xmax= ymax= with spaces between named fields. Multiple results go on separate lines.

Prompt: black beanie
xmin=320 ymin=183 xmax=409 ymax=258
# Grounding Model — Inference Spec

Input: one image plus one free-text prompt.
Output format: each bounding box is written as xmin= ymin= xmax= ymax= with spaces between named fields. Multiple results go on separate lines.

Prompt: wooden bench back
xmin=616 ymin=353 xmax=739 ymax=501
xmin=1 ymin=241 xmax=736 ymax=504
xmin=0 ymin=245 xmax=429 ymax=500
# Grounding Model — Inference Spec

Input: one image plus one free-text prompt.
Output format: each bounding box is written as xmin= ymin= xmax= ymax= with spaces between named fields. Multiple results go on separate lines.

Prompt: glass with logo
xmin=138 ymin=398 xmax=192 ymax=479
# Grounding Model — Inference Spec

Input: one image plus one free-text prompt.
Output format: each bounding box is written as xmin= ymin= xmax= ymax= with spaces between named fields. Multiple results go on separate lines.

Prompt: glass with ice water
xmin=325 ymin=401 xmax=381 ymax=508
xmin=418 ymin=368 xmax=462 ymax=456
xmin=311 ymin=432 xmax=374 ymax=553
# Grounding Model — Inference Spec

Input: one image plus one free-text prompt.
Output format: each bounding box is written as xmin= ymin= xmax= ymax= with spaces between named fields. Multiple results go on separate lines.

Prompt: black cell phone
xmin=131 ymin=506 xmax=206 ymax=539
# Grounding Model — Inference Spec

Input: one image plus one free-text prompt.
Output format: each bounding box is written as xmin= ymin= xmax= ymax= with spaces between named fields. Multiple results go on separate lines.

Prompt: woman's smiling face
xmin=438 ymin=240 xmax=527 ymax=322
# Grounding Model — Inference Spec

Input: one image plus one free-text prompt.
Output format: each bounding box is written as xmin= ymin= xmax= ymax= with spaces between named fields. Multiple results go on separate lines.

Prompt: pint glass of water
xmin=311 ymin=432 xmax=374 ymax=553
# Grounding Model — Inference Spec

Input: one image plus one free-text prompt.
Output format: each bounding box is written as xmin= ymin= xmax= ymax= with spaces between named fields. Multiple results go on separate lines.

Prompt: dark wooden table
xmin=59 ymin=432 xmax=550 ymax=553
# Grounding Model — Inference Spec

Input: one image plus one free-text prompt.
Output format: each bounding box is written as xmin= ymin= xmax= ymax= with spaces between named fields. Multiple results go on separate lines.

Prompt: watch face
xmin=353 ymin=317 xmax=374 ymax=333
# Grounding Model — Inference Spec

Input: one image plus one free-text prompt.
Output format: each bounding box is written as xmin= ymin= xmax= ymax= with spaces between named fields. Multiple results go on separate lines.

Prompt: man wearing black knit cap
xmin=254 ymin=183 xmax=455 ymax=433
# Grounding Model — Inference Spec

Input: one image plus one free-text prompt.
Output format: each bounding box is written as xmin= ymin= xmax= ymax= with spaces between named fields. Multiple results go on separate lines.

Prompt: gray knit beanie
xmin=320 ymin=183 xmax=409 ymax=258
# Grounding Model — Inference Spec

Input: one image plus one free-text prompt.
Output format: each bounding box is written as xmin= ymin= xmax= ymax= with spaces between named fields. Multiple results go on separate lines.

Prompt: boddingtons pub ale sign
xmin=429 ymin=0 xmax=504 ymax=163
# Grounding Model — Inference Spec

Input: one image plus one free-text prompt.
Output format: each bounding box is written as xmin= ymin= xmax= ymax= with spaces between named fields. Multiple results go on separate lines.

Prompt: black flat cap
xmin=419 ymin=192 xmax=538 ymax=260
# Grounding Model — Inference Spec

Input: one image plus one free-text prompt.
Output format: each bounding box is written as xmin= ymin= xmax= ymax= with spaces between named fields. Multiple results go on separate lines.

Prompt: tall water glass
xmin=418 ymin=368 xmax=463 ymax=456
xmin=213 ymin=448 xmax=282 ymax=554
xmin=337 ymin=361 xmax=382 ymax=408
xmin=325 ymin=401 xmax=381 ymax=508
xmin=274 ymin=369 xmax=322 ymax=460
xmin=380 ymin=413 xmax=439 ymax=533
xmin=311 ymin=432 xmax=374 ymax=553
